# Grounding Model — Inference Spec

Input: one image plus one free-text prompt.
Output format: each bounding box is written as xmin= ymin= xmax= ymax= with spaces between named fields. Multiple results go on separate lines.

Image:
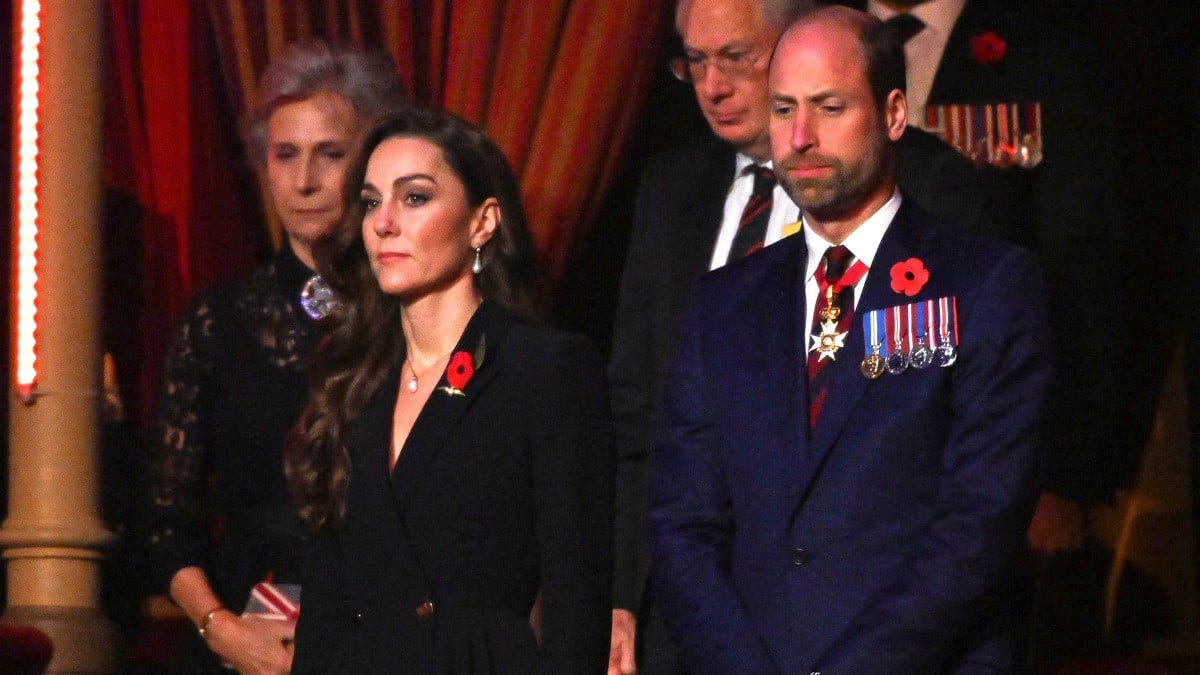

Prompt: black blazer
xmin=609 ymin=134 xmax=733 ymax=614
xmin=609 ymin=127 xmax=995 ymax=614
xmin=293 ymin=303 xmax=614 ymax=674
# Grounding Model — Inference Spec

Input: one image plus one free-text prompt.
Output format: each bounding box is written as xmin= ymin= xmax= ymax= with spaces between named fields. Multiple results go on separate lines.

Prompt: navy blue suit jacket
xmin=648 ymin=199 xmax=1052 ymax=674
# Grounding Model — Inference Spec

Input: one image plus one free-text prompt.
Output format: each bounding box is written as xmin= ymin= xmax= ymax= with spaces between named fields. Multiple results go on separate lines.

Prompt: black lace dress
xmin=145 ymin=244 xmax=318 ymax=673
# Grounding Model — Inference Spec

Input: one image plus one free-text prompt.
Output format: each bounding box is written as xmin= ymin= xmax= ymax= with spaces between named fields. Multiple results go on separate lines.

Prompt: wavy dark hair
xmin=286 ymin=106 xmax=537 ymax=530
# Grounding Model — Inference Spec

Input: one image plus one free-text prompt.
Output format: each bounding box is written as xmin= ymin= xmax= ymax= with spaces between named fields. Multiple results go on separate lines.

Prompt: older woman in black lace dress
xmin=144 ymin=41 xmax=404 ymax=674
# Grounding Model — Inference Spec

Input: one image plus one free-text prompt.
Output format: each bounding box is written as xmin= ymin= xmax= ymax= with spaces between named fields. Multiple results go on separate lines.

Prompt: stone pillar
xmin=0 ymin=0 xmax=120 ymax=672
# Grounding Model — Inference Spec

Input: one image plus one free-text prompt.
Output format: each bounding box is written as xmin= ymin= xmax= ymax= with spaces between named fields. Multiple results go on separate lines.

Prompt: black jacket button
xmin=352 ymin=611 xmax=364 ymax=625
xmin=792 ymin=548 xmax=810 ymax=566
xmin=415 ymin=600 xmax=436 ymax=619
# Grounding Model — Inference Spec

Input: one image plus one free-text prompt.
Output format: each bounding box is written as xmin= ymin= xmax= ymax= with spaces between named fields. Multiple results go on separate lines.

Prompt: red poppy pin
xmin=438 ymin=351 xmax=475 ymax=397
xmin=970 ymin=31 xmax=1007 ymax=65
xmin=438 ymin=336 xmax=487 ymax=397
xmin=890 ymin=258 xmax=930 ymax=297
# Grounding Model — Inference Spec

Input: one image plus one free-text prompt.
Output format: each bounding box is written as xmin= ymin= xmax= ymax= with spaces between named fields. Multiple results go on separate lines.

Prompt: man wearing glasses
xmin=607 ymin=1 xmax=990 ymax=673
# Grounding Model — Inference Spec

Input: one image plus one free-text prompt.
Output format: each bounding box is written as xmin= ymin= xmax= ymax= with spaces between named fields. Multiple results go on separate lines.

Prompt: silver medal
xmin=884 ymin=336 xmax=909 ymax=375
xmin=934 ymin=335 xmax=958 ymax=368
xmin=909 ymin=334 xmax=934 ymax=370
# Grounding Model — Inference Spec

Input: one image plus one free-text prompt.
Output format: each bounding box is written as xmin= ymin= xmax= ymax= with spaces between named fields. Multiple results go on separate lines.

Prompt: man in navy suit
xmin=607 ymin=2 xmax=994 ymax=672
xmin=649 ymin=7 xmax=1052 ymax=673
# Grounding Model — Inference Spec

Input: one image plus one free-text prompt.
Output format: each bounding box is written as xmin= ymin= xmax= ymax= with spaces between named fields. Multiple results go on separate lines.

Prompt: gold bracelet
xmin=198 ymin=607 xmax=225 ymax=640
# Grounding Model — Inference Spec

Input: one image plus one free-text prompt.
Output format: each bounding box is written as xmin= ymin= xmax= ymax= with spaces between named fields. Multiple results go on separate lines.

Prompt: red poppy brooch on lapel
xmin=438 ymin=336 xmax=487 ymax=397
xmin=439 ymin=352 xmax=475 ymax=396
xmin=970 ymin=31 xmax=1007 ymax=65
xmin=890 ymin=258 xmax=930 ymax=297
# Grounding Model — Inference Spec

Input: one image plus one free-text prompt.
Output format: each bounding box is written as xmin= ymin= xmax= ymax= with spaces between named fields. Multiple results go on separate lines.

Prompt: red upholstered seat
xmin=0 ymin=622 xmax=53 ymax=675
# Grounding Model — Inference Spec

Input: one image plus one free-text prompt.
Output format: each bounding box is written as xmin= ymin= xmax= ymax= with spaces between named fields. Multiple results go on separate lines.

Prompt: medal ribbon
xmin=971 ymin=104 xmax=985 ymax=157
xmin=814 ymin=258 xmax=868 ymax=300
xmin=937 ymin=296 xmax=959 ymax=344
xmin=891 ymin=304 xmax=908 ymax=352
xmin=864 ymin=309 xmax=883 ymax=355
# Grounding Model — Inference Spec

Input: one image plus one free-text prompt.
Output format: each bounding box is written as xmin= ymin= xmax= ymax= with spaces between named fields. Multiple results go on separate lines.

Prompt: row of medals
xmin=811 ymin=292 xmax=957 ymax=381
xmin=860 ymin=330 xmax=957 ymax=380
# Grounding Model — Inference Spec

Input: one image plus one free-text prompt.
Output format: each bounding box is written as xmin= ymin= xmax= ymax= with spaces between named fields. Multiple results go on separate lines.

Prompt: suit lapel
xmin=730 ymin=237 xmax=811 ymax=502
xmin=390 ymin=302 xmax=510 ymax=513
xmin=798 ymin=204 xmax=925 ymax=493
xmin=680 ymin=143 xmax=739 ymax=275
xmin=350 ymin=370 xmax=407 ymax=547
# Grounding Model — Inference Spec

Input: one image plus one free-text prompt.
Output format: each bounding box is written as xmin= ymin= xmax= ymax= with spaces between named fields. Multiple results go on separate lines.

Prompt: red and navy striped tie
xmin=728 ymin=165 xmax=775 ymax=260
xmin=807 ymin=245 xmax=857 ymax=432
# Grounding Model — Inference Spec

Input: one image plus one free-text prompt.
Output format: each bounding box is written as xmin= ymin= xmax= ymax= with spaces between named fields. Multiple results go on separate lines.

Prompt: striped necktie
xmin=728 ymin=165 xmax=775 ymax=260
xmin=806 ymin=245 xmax=866 ymax=431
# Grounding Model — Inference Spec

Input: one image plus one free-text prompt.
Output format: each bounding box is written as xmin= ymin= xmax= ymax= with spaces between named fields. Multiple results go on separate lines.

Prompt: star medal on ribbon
xmin=809 ymin=285 xmax=848 ymax=361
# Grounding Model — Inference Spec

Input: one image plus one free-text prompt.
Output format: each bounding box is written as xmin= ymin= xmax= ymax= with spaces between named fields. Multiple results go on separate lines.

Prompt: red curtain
xmin=105 ymin=0 xmax=671 ymax=424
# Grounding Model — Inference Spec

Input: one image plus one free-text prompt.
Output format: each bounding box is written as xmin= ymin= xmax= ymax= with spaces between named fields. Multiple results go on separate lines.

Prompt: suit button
xmin=352 ymin=611 xmax=365 ymax=625
xmin=791 ymin=548 xmax=810 ymax=566
xmin=414 ymin=599 xmax=436 ymax=619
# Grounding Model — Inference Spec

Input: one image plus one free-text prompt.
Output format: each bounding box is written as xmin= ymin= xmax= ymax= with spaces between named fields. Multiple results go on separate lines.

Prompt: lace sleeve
xmin=142 ymin=293 xmax=224 ymax=594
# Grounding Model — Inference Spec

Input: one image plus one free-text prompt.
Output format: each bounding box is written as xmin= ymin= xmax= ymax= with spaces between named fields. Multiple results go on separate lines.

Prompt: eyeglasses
xmin=669 ymin=48 xmax=766 ymax=83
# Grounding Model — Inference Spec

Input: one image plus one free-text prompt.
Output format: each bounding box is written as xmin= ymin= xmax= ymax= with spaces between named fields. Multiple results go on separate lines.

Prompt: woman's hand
xmin=204 ymin=610 xmax=295 ymax=675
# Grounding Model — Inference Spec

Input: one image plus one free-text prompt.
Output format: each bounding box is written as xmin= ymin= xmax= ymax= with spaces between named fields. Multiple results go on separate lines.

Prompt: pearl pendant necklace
xmin=404 ymin=350 xmax=452 ymax=394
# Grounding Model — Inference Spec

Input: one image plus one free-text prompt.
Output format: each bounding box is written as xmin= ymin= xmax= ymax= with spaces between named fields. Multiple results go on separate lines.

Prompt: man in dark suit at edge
xmin=649 ymin=7 xmax=1051 ymax=673
xmin=606 ymin=1 xmax=993 ymax=672
xmin=607 ymin=2 xmax=809 ymax=672
xmin=843 ymin=0 xmax=1138 ymax=559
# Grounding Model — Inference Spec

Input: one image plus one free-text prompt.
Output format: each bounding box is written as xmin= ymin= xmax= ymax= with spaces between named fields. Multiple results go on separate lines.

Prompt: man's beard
xmin=778 ymin=135 xmax=890 ymax=222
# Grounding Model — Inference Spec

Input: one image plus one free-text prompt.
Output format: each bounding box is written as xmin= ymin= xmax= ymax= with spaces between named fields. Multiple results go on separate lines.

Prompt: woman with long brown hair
xmin=286 ymin=106 xmax=613 ymax=673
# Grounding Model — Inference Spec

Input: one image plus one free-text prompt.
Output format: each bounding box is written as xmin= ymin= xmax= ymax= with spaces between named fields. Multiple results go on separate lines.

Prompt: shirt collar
xmin=735 ymin=151 xmax=773 ymax=175
xmin=803 ymin=188 xmax=902 ymax=279
xmin=867 ymin=0 xmax=966 ymax=42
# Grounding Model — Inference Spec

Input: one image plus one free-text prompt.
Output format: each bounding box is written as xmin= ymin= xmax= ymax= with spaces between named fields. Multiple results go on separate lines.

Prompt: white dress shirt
xmin=802 ymin=189 xmax=902 ymax=329
xmin=709 ymin=153 xmax=802 ymax=270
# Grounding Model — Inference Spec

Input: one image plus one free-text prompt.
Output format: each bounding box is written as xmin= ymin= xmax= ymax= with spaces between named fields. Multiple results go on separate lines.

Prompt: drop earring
xmin=472 ymin=246 xmax=483 ymax=274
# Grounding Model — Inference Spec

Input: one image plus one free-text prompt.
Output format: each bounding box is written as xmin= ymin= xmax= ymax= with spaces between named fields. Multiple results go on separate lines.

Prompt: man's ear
xmin=884 ymin=89 xmax=908 ymax=142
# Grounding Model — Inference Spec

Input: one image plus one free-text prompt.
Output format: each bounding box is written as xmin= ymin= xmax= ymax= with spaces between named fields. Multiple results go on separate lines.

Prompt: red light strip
xmin=15 ymin=0 xmax=42 ymax=400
